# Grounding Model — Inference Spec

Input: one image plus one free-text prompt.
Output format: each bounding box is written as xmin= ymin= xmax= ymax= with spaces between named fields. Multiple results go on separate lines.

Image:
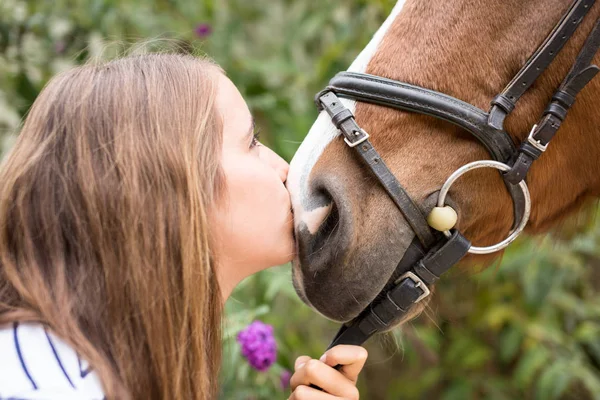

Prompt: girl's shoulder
xmin=0 ymin=322 xmax=105 ymax=400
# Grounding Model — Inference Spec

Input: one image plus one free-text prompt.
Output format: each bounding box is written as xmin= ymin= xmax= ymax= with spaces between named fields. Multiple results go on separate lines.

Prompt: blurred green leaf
xmin=515 ymin=347 xmax=551 ymax=389
xmin=500 ymin=325 xmax=523 ymax=363
xmin=535 ymin=361 xmax=572 ymax=400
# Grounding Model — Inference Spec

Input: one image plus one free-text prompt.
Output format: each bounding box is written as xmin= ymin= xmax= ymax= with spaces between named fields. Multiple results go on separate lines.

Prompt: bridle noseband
xmin=314 ymin=0 xmax=600 ymax=350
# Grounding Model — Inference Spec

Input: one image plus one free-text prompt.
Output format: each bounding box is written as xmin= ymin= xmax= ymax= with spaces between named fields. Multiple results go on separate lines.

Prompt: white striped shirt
xmin=0 ymin=322 xmax=105 ymax=399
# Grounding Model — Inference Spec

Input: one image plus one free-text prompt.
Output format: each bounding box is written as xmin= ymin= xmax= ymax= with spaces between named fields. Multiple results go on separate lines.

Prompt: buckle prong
xmin=395 ymin=272 xmax=431 ymax=303
xmin=344 ymin=129 xmax=370 ymax=148
xmin=527 ymin=124 xmax=549 ymax=152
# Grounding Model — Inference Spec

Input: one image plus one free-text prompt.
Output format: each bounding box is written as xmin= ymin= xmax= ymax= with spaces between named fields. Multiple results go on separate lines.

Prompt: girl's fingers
xmin=295 ymin=355 xmax=311 ymax=370
xmin=319 ymin=345 xmax=368 ymax=383
xmin=290 ymin=359 xmax=360 ymax=399
xmin=288 ymin=385 xmax=338 ymax=400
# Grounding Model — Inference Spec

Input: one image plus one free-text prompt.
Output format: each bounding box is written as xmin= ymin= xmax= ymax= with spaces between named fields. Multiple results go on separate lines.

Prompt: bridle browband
xmin=314 ymin=0 xmax=600 ymax=351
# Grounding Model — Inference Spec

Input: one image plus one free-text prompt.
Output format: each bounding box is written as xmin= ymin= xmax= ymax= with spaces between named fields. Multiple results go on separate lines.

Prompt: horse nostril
xmin=296 ymin=176 xmax=352 ymax=274
xmin=311 ymin=200 xmax=340 ymax=255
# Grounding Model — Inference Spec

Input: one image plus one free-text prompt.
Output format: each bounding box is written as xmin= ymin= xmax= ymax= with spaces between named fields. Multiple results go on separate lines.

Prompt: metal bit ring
xmin=437 ymin=160 xmax=531 ymax=254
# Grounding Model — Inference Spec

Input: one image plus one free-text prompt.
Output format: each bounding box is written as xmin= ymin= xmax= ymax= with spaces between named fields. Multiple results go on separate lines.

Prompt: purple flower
xmin=237 ymin=320 xmax=277 ymax=372
xmin=194 ymin=23 xmax=212 ymax=38
xmin=280 ymin=369 xmax=292 ymax=390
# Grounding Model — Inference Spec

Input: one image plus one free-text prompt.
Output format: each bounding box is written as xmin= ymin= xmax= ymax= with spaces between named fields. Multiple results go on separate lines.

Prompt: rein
xmin=314 ymin=0 xmax=600 ymax=352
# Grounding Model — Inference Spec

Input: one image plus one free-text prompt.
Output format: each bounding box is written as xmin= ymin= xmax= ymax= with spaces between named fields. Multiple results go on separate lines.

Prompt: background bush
xmin=1 ymin=1 xmax=599 ymax=399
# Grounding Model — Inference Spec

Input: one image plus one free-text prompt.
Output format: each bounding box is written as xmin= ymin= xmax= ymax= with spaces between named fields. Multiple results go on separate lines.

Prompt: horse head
xmin=287 ymin=0 xmax=600 ymax=326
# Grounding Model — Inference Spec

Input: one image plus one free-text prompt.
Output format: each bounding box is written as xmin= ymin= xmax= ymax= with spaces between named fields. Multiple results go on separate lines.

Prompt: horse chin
xmin=291 ymin=259 xmax=378 ymax=323
xmin=292 ymin=250 xmax=433 ymax=329
xmin=290 ymin=255 xmax=407 ymax=323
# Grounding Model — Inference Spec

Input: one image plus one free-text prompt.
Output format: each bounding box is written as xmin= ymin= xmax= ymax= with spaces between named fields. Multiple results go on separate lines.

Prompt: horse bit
xmin=315 ymin=0 xmax=600 ymax=349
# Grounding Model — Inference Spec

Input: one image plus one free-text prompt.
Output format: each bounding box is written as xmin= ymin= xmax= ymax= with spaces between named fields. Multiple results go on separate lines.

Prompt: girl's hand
xmin=289 ymin=345 xmax=368 ymax=399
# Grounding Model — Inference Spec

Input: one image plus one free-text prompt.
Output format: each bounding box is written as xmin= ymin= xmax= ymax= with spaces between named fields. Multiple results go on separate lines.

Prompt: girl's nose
xmin=261 ymin=147 xmax=289 ymax=182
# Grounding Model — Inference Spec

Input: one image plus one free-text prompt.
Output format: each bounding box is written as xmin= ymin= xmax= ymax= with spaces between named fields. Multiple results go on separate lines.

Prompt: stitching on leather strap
xmin=327 ymin=83 xmax=513 ymax=161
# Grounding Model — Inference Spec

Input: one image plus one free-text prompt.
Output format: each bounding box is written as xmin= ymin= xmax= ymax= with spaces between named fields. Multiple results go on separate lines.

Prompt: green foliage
xmin=1 ymin=1 xmax=599 ymax=399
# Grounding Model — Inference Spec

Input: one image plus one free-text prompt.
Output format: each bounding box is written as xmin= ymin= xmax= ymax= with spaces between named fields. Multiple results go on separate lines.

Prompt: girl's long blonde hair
xmin=0 ymin=53 xmax=225 ymax=399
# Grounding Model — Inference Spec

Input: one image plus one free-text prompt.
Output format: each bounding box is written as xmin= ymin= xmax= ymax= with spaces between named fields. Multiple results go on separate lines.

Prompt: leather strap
xmin=488 ymin=0 xmax=596 ymax=129
xmin=323 ymin=72 xmax=517 ymax=163
xmin=505 ymin=19 xmax=600 ymax=184
xmin=416 ymin=230 xmax=473 ymax=283
xmin=318 ymin=91 xmax=437 ymax=248
xmin=326 ymin=230 xmax=470 ymax=349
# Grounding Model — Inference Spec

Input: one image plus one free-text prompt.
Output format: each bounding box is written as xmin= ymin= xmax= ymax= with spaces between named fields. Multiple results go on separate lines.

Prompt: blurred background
xmin=1 ymin=1 xmax=599 ymax=399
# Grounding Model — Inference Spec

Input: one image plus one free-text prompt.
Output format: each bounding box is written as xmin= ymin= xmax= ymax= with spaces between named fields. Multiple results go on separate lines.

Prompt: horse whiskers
xmin=423 ymin=303 xmax=443 ymax=335
xmin=304 ymin=217 xmax=340 ymax=259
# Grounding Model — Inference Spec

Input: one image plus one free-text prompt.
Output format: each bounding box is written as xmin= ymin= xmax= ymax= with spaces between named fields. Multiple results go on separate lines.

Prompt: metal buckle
xmin=344 ymin=129 xmax=370 ymax=148
xmin=395 ymin=272 xmax=431 ymax=303
xmin=527 ymin=124 xmax=548 ymax=152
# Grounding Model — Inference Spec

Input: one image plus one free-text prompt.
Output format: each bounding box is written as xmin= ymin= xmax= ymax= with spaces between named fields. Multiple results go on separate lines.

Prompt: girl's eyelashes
xmin=250 ymin=128 xmax=261 ymax=149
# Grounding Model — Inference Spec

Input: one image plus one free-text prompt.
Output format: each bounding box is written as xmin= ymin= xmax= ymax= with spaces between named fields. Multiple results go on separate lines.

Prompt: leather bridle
xmin=314 ymin=0 xmax=600 ymax=350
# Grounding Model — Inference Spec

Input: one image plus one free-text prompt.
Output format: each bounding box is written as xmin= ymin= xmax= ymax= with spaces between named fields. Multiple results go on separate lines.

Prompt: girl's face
xmin=213 ymin=75 xmax=294 ymax=299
